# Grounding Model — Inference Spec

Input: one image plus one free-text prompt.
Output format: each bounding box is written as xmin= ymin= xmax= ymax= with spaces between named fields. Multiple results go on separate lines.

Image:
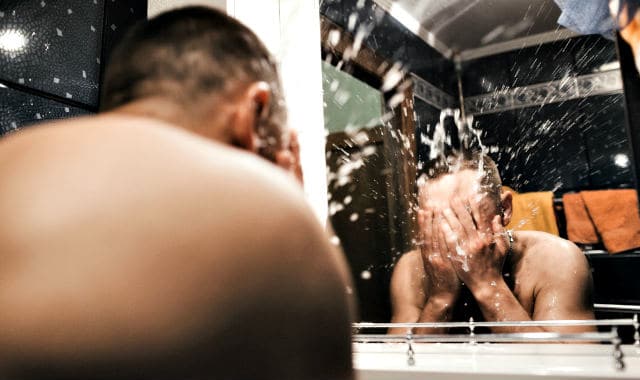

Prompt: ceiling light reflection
xmin=614 ymin=153 xmax=630 ymax=168
xmin=0 ymin=29 xmax=27 ymax=52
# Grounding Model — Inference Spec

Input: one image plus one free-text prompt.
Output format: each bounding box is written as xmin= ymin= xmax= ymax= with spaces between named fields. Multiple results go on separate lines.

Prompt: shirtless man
xmin=0 ymin=7 xmax=353 ymax=380
xmin=389 ymin=154 xmax=595 ymax=335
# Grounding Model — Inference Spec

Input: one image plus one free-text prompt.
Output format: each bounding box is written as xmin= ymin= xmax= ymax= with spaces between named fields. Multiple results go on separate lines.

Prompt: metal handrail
xmin=354 ymin=331 xmax=617 ymax=343
xmin=353 ymin=318 xmax=635 ymax=330
xmin=595 ymin=303 xmax=640 ymax=313
xmin=352 ymin=318 xmax=637 ymax=370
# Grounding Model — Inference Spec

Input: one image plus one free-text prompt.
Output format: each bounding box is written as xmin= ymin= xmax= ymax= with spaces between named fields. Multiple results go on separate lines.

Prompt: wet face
xmin=419 ymin=169 xmax=500 ymax=228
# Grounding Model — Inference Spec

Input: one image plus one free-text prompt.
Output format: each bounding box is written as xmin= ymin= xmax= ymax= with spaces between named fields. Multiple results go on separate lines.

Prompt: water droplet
xmin=328 ymin=29 xmax=340 ymax=47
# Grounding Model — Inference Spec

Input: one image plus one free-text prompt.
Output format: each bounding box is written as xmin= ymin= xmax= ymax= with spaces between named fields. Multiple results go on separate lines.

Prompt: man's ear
xmin=500 ymin=190 xmax=513 ymax=227
xmin=230 ymin=81 xmax=271 ymax=154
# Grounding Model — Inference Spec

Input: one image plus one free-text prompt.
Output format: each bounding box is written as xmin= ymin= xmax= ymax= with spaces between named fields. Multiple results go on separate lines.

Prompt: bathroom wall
xmin=461 ymin=35 xmax=634 ymax=194
xmin=320 ymin=0 xmax=457 ymax=172
xmin=321 ymin=0 xmax=457 ymax=324
xmin=0 ymin=0 xmax=147 ymax=136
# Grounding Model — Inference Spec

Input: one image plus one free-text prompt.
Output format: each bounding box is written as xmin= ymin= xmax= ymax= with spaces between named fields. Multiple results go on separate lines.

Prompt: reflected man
xmin=390 ymin=154 xmax=595 ymax=334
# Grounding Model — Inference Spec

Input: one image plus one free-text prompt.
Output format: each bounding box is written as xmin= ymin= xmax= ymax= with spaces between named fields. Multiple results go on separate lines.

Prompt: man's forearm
xmin=471 ymin=280 xmax=545 ymax=334
xmin=415 ymin=296 xmax=456 ymax=334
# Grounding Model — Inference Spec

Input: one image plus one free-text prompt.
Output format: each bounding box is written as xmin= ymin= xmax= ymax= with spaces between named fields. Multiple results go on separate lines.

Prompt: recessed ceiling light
xmin=0 ymin=29 xmax=27 ymax=52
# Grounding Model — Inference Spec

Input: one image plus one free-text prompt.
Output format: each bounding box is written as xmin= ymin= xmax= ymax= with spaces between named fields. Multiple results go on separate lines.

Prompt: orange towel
xmin=504 ymin=186 xmax=559 ymax=236
xmin=562 ymin=193 xmax=599 ymax=244
xmin=581 ymin=189 xmax=640 ymax=254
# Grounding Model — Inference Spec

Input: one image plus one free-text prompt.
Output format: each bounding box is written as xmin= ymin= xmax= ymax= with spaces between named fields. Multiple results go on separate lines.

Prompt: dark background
xmin=0 ymin=0 xmax=147 ymax=135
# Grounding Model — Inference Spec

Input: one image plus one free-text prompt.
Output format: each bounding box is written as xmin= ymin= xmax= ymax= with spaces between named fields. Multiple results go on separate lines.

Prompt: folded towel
xmin=581 ymin=189 xmax=640 ymax=254
xmin=562 ymin=193 xmax=599 ymax=244
xmin=504 ymin=186 xmax=559 ymax=236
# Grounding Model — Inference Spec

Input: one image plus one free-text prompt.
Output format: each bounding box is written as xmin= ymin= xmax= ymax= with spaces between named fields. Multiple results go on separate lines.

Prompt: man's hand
xmin=418 ymin=208 xmax=461 ymax=305
xmin=438 ymin=197 xmax=509 ymax=293
xmin=275 ymin=130 xmax=304 ymax=185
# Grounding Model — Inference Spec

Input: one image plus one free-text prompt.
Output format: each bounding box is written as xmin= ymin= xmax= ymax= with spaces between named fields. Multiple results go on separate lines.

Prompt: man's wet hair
xmin=423 ymin=152 xmax=503 ymax=204
xmin=100 ymin=6 xmax=286 ymax=147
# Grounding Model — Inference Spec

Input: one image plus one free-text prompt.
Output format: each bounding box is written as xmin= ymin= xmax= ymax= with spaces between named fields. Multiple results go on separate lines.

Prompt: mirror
xmin=320 ymin=0 xmax=638 ymax=334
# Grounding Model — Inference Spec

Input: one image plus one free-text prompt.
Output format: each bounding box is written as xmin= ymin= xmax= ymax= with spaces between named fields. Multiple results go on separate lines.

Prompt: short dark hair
xmin=100 ymin=6 xmax=286 ymax=142
xmin=421 ymin=152 xmax=502 ymax=204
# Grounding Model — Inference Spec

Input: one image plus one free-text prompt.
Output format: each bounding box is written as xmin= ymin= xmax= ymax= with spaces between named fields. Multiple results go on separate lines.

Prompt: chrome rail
xmin=595 ymin=303 xmax=640 ymax=313
xmin=354 ymin=331 xmax=617 ymax=344
xmin=354 ymin=318 xmax=635 ymax=330
xmin=352 ymin=318 xmax=638 ymax=370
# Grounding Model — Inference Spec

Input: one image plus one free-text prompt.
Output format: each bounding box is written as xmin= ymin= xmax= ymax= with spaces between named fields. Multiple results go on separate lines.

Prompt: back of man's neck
xmin=108 ymin=98 xmax=228 ymax=143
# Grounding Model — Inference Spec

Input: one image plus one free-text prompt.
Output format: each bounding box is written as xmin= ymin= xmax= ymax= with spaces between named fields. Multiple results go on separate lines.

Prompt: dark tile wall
xmin=0 ymin=0 xmax=104 ymax=106
xmin=414 ymin=98 xmax=441 ymax=167
xmin=463 ymin=35 xmax=634 ymax=193
xmin=0 ymin=85 xmax=90 ymax=135
xmin=462 ymin=36 xmax=614 ymax=97
xmin=320 ymin=0 xmax=459 ymax=177
xmin=321 ymin=0 xmax=458 ymax=323
xmin=0 ymin=0 xmax=147 ymax=135
xmin=320 ymin=0 xmax=456 ymax=95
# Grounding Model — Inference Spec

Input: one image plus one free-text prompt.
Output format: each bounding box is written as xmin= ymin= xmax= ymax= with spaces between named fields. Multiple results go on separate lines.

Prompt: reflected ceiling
xmin=394 ymin=0 xmax=563 ymax=52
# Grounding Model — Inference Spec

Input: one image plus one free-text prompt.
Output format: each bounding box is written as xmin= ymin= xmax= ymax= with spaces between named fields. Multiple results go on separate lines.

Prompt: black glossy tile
xmin=101 ymin=0 xmax=147 ymax=74
xmin=510 ymin=101 xmax=590 ymax=193
xmin=321 ymin=0 xmax=456 ymax=93
xmin=571 ymin=35 xmax=618 ymax=75
xmin=0 ymin=0 xmax=104 ymax=107
xmin=509 ymin=39 xmax=575 ymax=87
xmin=365 ymin=13 xmax=411 ymax=64
xmin=0 ymin=85 xmax=91 ymax=136
xmin=577 ymin=94 xmax=634 ymax=189
xmin=590 ymin=254 xmax=640 ymax=305
xmin=320 ymin=0 xmax=348 ymax=29
xmin=414 ymin=99 xmax=441 ymax=172
xmin=461 ymin=53 xmax=514 ymax=96
xmin=406 ymin=34 xmax=454 ymax=93
xmin=470 ymin=111 xmax=518 ymax=187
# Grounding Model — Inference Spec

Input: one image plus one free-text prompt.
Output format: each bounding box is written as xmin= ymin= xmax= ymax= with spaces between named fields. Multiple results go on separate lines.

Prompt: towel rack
xmin=353 ymin=318 xmax=638 ymax=370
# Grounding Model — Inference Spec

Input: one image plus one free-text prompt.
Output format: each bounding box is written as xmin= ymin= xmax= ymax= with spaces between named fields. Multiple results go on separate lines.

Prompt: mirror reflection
xmin=320 ymin=0 xmax=640 ymax=335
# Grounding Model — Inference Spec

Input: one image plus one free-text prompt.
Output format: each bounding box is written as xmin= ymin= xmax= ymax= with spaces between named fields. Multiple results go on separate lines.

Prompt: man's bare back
xmin=0 ymin=116 xmax=353 ymax=380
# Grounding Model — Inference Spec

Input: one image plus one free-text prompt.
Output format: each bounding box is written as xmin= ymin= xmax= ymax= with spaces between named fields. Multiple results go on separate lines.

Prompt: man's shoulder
xmin=394 ymin=249 xmax=422 ymax=272
xmin=517 ymin=231 xmax=586 ymax=272
xmin=2 ymin=114 xmax=302 ymax=198
xmin=0 ymin=114 xmax=313 ymax=245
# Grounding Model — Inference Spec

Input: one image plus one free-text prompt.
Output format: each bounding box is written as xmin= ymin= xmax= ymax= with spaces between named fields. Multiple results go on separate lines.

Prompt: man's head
xmin=100 ymin=6 xmax=287 ymax=161
xmin=419 ymin=153 xmax=513 ymax=227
